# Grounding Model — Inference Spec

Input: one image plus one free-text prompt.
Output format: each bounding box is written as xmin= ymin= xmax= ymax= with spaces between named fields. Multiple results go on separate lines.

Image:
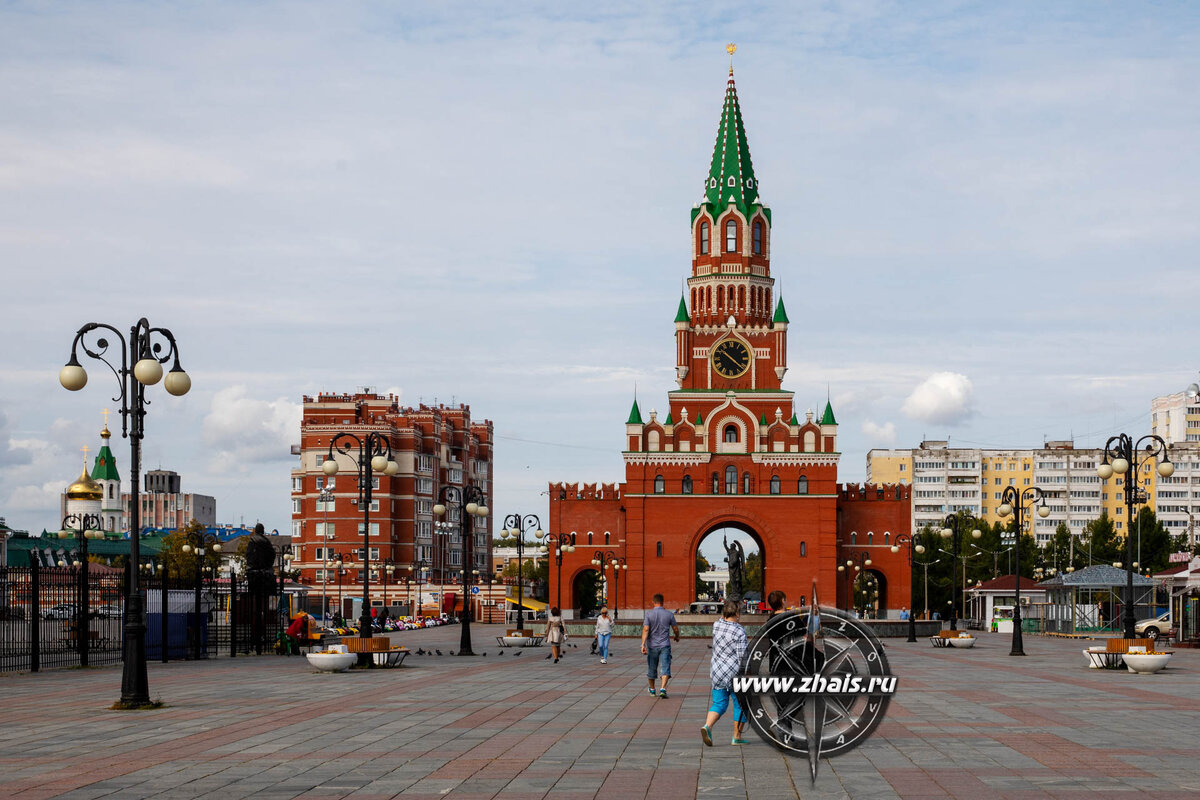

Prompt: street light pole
xmin=500 ymin=513 xmax=542 ymax=634
xmin=435 ymin=485 xmax=489 ymax=656
xmin=60 ymin=318 xmax=191 ymax=708
xmin=836 ymin=551 xmax=871 ymax=615
xmin=322 ymin=432 xmax=398 ymax=663
xmin=997 ymin=486 xmax=1050 ymax=656
xmin=938 ymin=514 xmax=982 ymax=631
xmin=591 ymin=550 xmax=617 ymax=609
xmin=318 ymin=487 xmax=334 ymax=622
xmin=61 ymin=512 xmax=102 ymax=667
xmin=1098 ymin=434 xmax=1174 ymax=639
xmin=542 ymin=533 xmax=576 ymax=613
xmin=891 ymin=533 xmax=926 ymax=642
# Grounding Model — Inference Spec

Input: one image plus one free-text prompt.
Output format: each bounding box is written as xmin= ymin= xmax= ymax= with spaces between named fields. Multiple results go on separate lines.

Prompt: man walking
xmin=641 ymin=593 xmax=680 ymax=698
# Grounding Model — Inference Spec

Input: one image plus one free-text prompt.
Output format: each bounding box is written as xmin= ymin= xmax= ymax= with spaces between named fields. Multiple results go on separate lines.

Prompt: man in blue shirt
xmin=641 ymin=593 xmax=680 ymax=698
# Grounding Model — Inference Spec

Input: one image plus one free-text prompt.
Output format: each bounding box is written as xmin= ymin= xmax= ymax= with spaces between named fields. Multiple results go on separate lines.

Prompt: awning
xmin=506 ymin=596 xmax=547 ymax=611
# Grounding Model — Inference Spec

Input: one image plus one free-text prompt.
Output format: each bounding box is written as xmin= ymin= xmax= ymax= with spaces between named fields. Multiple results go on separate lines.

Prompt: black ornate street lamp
xmin=180 ymin=529 xmax=223 ymax=660
xmin=938 ymin=515 xmax=982 ymax=631
xmin=836 ymin=551 xmax=871 ymax=614
xmin=971 ymin=542 xmax=1013 ymax=580
xmin=541 ymin=533 xmax=576 ymax=613
xmin=1097 ymin=434 xmax=1174 ymax=639
xmin=59 ymin=513 xmax=102 ymax=666
xmin=613 ymin=556 xmax=627 ymax=620
xmin=500 ymin=513 xmax=541 ymax=635
xmin=997 ymin=486 xmax=1050 ymax=656
xmin=890 ymin=533 xmax=925 ymax=643
xmin=436 ymin=485 xmax=489 ymax=656
xmin=322 ymin=432 xmax=398 ymax=663
xmin=60 ymin=318 xmax=190 ymax=708
xmin=590 ymin=550 xmax=617 ymax=610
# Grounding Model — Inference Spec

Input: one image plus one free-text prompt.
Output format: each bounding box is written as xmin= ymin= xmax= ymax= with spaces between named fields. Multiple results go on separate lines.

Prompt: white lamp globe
xmin=182 ymin=544 xmax=192 ymax=553
xmin=213 ymin=543 xmax=222 ymax=552
xmin=535 ymin=529 xmax=545 ymax=539
xmin=1097 ymin=463 xmax=1114 ymax=479
xmin=1111 ymin=457 xmax=1129 ymax=475
xmin=164 ymin=368 xmax=191 ymax=396
xmin=1158 ymin=461 xmax=1175 ymax=477
xmin=998 ymin=503 xmax=1013 ymax=518
xmin=59 ymin=362 xmax=88 ymax=391
xmin=385 ymin=460 xmax=399 ymax=476
xmin=476 ymin=505 xmax=488 ymax=516
xmin=465 ymin=502 xmax=479 ymax=515
xmin=940 ymin=527 xmax=952 ymax=538
xmin=915 ymin=544 xmax=925 ymax=554
xmin=1038 ymin=505 xmax=1051 ymax=518
xmin=972 ymin=529 xmax=982 ymax=539
xmin=370 ymin=455 xmax=388 ymax=472
xmin=323 ymin=459 xmax=339 ymax=476
xmin=890 ymin=545 xmax=899 ymax=553
xmin=433 ymin=504 xmax=446 ymax=516
xmin=133 ymin=358 xmax=163 ymax=385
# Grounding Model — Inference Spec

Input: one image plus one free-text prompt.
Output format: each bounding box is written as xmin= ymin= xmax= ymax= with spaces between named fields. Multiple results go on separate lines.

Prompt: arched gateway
xmin=547 ymin=58 xmax=911 ymax=617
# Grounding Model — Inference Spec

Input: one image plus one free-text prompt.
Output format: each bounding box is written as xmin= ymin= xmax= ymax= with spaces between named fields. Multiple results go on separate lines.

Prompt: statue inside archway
xmin=724 ymin=535 xmax=745 ymax=604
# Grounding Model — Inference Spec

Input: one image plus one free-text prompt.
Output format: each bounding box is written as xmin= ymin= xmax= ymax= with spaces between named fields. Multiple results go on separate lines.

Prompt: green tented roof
xmin=759 ymin=413 xmax=768 ymax=425
xmin=692 ymin=70 xmax=770 ymax=225
xmin=664 ymin=411 xmax=674 ymax=425
xmin=91 ymin=445 xmax=120 ymax=482
xmin=789 ymin=412 xmax=800 ymax=426
xmin=695 ymin=411 xmax=704 ymax=425
xmin=773 ymin=297 xmax=789 ymax=324
xmin=675 ymin=295 xmax=689 ymax=323
xmin=627 ymin=398 xmax=643 ymax=425
xmin=821 ymin=400 xmax=837 ymax=426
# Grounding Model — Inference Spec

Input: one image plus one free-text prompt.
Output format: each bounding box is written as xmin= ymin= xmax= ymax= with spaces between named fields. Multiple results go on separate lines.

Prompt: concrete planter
xmin=1123 ymin=652 xmax=1172 ymax=674
xmin=306 ymin=650 xmax=356 ymax=672
xmin=948 ymin=636 xmax=976 ymax=648
xmin=501 ymin=635 xmax=532 ymax=647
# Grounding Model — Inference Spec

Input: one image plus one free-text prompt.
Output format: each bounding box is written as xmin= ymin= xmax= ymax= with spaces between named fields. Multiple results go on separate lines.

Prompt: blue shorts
xmin=646 ymin=645 xmax=672 ymax=679
xmin=709 ymin=686 xmax=745 ymax=722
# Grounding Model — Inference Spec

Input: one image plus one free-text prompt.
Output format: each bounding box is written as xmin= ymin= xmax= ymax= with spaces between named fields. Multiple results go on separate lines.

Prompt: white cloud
xmin=861 ymin=419 xmax=897 ymax=445
xmin=901 ymin=373 xmax=975 ymax=426
xmin=7 ymin=481 xmax=63 ymax=513
xmin=202 ymin=386 xmax=301 ymax=468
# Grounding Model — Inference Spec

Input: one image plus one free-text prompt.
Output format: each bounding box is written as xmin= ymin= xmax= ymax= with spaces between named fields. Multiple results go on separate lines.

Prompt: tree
xmin=695 ymin=552 xmax=711 ymax=599
xmin=1082 ymin=511 xmax=1121 ymax=566
xmin=744 ymin=551 xmax=763 ymax=596
xmin=575 ymin=569 xmax=601 ymax=617
xmin=159 ymin=519 xmax=221 ymax=579
xmin=1133 ymin=507 xmax=1171 ymax=574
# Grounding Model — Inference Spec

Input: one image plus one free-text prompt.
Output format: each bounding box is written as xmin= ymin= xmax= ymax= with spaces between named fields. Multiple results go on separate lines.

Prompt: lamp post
xmin=997 ymin=486 xmax=1050 ymax=656
xmin=414 ymin=560 xmax=429 ymax=617
xmin=540 ymin=533 xmax=576 ymax=613
xmin=500 ymin=513 xmax=542 ymax=634
xmin=613 ymin=556 xmax=627 ymax=620
xmin=836 ymin=551 xmax=871 ymax=614
xmin=383 ymin=561 xmax=396 ymax=613
xmin=937 ymin=515 xmax=982 ymax=631
xmin=321 ymin=432 xmax=398 ymax=662
xmin=890 ymin=533 xmax=925 ymax=642
xmin=971 ymin=543 xmax=1013 ymax=580
xmin=329 ymin=553 xmax=347 ymax=625
xmin=318 ymin=486 xmax=335 ymax=622
xmin=590 ymin=550 xmax=617 ymax=609
xmin=180 ymin=528 xmax=223 ymax=660
xmin=913 ymin=555 xmax=940 ymax=621
xmin=60 ymin=513 xmax=103 ymax=666
xmin=1097 ymin=433 xmax=1174 ymax=639
xmin=434 ymin=520 xmax=455 ymax=584
xmin=435 ymin=485 xmax=489 ymax=656
xmin=60 ymin=318 xmax=191 ymax=708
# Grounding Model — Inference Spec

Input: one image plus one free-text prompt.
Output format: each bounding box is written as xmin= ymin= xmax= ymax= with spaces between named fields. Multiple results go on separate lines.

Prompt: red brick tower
xmin=549 ymin=62 xmax=912 ymax=617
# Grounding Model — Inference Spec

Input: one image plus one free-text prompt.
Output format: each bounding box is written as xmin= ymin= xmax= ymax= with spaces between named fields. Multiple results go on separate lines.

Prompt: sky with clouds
xmin=2 ymin=1 xmax=1199 ymax=539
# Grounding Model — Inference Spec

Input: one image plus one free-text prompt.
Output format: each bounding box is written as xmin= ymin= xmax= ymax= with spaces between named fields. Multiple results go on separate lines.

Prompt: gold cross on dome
xmin=81 ymin=445 xmax=90 ymax=465
xmin=101 ymin=408 xmax=111 ymax=427
xmin=726 ymin=42 xmax=737 ymax=73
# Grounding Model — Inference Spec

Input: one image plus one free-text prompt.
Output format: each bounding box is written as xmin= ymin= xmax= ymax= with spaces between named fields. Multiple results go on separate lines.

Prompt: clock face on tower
xmin=711 ymin=339 xmax=751 ymax=379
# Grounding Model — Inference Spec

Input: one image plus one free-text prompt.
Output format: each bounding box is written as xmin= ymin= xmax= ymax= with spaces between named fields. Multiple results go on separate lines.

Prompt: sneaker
xmin=700 ymin=726 xmax=713 ymax=747
xmin=647 ymin=687 xmax=657 ymax=697
xmin=554 ymin=658 xmax=558 ymax=663
xmin=659 ymin=689 xmax=669 ymax=699
xmin=731 ymin=738 xmax=749 ymax=745
xmin=600 ymin=658 xmax=607 ymax=664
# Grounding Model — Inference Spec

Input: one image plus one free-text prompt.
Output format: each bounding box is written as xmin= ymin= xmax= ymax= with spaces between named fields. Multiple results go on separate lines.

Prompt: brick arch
xmin=714 ymin=411 xmax=754 ymax=454
xmin=687 ymin=511 xmax=778 ymax=605
xmin=566 ymin=563 xmax=604 ymax=615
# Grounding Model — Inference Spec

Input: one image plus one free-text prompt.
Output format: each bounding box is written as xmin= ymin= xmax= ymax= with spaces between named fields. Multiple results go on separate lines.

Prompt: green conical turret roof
xmin=627 ymin=398 xmax=643 ymax=425
xmin=91 ymin=429 xmax=120 ymax=482
xmin=759 ymin=412 xmax=768 ymax=425
xmin=675 ymin=295 xmax=689 ymax=323
xmin=693 ymin=69 xmax=769 ymax=224
xmin=773 ymin=297 xmax=789 ymax=324
xmin=820 ymin=400 xmax=837 ymax=426
xmin=695 ymin=411 xmax=704 ymax=425
xmin=664 ymin=411 xmax=674 ymax=425
xmin=790 ymin=412 xmax=800 ymax=425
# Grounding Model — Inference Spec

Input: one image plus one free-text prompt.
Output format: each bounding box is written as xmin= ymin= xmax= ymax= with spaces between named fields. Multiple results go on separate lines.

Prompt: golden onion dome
xmin=66 ymin=467 xmax=103 ymax=501
xmin=101 ymin=425 xmax=111 ymax=440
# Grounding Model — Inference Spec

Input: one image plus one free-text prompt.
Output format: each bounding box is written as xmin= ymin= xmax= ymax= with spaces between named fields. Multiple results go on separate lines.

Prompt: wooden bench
xmin=930 ymin=629 xmax=970 ymax=648
xmin=1083 ymin=638 xmax=1157 ymax=669
xmin=339 ymin=636 xmax=409 ymax=666
xmin=1105 ymin=638 xmax=1154 ymax=654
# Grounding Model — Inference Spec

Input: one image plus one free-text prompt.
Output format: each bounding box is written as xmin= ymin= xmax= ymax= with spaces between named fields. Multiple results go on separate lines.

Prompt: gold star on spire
xmin=726 ymin=43 xmax=737 ymax=74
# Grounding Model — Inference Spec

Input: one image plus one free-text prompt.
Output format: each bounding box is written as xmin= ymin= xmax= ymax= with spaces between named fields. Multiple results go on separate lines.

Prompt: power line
xmin=494 ymin=433 xmax=613 ymax=453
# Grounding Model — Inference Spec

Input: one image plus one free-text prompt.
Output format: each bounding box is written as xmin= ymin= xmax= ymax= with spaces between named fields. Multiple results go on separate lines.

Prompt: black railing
xmin=0 ymin=563 xmax=124 ymax=673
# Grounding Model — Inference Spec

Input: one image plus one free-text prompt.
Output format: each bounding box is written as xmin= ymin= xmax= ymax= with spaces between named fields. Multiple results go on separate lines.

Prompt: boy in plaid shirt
xmin=701 ymin=600 xmax=749 ymax=746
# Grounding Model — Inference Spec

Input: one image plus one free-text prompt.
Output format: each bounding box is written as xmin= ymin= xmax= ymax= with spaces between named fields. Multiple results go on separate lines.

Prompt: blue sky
xmin=2 ymin=1 xmax=1199 ymax=539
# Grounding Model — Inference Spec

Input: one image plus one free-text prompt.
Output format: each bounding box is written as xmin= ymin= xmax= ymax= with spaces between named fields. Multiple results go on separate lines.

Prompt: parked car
xmin=42 ymin=604 xmax=77 ymax=620
xmin=1134 ymin=612 xmax=1171 ymax=640
xmin=0 ymin=605 xmax=26 ymax=621
xmin=94 ymin=605 xmax=122 ymax=619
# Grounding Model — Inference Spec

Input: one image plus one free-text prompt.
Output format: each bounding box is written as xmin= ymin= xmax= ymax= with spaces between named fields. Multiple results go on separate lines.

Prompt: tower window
xmin=800 ymin=542 xmax=807 ymax=557
xmin=798 ymin=476 xmax=809 ymax=495
xmin=725 ymin=220 xmax=737 ymax=252
xmin=653 ymin=475 xmax=665 ymax=494
xmin=682 ymin=475 xmax=693 ymax=494
xmin=770 ymin=475 xmax=781 ymax=494
xmin=712 ymin=472 xmax=720 ymax=493
xmin=699 ymin=221 xmax=709 ymax=254
xmin=743 ymin=472 xmax=751 ymax=494
xmin=753 ymin=221 xmax=763 ymax=254
xmin=724 ymin=425 xmax=738 ymax=443
xmin=728 ymin=176 xmax=735 ymax=187
xmin=657 ymin=541 xmax=663 ymax=557
xmin=725 ymin=465 xmax=737 ymax=495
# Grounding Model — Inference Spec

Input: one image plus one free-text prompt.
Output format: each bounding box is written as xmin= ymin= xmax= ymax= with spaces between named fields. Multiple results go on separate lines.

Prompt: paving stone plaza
xmin=1 ymin=624 xmax=1198 ymax=799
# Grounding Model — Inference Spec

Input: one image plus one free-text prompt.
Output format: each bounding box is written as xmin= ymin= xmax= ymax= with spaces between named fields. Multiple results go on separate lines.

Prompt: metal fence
xmin=1 ymin=564 xmax=288 ymax=672
xmin=0 ymin=563 xmax=125 ymax=673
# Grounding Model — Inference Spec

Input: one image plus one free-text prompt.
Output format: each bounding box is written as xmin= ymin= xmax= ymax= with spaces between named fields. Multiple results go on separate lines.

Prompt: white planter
xmin=502 ymin=635 xmax=531 ymax=647
xmin=1123 ymin=652 xmax=1172 ymax=674
xmin=949 ymin=636 xmax=976 ymax=648
xmin=307 ymin=651 xmax=356 ymax=672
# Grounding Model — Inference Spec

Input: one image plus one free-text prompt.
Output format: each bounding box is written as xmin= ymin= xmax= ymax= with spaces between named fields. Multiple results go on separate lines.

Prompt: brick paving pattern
xmin=1 ymin=625 xmax=1198 ymax=799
